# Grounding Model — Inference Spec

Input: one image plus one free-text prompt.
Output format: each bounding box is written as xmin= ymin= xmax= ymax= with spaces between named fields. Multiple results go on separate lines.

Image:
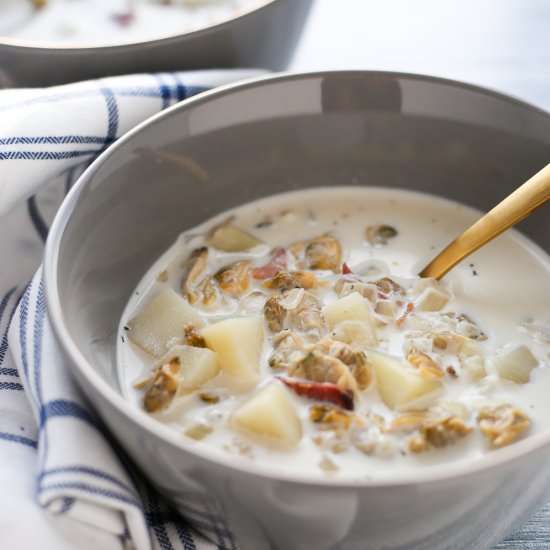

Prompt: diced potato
xmin=411 ymin=277 xmax=437 ymax=296
xmin=322 ymin=293 xmax=377 ymax=343
xmin=128 ymin=287 xmax=205 ymax=358
xmin=367 ymin=350 xmax=442 ymax=410
xmin=416 ymin=287 xmax=450 ymax=312
xmin=201 ymin=316 xmax=264 ymax=384
xmin=331 ymin=320 xmax=377 ymax=348
xmin=231 ymin=382 xmax=302 ymax=446
xmin=462 ymin=355 xmax=486 ymax=381
xmin=210 ymin=225 xmax=262 ymax=252
xmin=375 ymin=299 xmax=397 ymax=318
xmin=494 ymin=345 xmax=538 ymax=384
xmin=156 ymin=345 xmax=219 ymax=393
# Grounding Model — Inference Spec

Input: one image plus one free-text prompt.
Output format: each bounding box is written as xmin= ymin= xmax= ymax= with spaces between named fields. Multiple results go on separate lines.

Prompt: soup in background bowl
xmin=44 ymin=71 xmax=550 ymax=549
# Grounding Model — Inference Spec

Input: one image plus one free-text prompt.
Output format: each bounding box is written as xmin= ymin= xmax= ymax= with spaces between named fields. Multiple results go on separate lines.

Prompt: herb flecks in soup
xmin=118 ymin=188 xmax=550 ymax=479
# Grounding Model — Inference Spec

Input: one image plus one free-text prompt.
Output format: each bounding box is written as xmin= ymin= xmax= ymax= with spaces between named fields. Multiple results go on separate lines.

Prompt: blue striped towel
xmin=0 ymin=70 xmax=548 ymax=550
xmin=0 ymin=70 xmax=262 ymax=550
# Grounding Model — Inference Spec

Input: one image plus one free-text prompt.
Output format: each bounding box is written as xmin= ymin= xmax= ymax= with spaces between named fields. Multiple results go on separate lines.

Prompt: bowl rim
xmin=0 ymin=0 xmax=276 ymax=51
xmin=44 ymin=69 xmax=550 ymax=489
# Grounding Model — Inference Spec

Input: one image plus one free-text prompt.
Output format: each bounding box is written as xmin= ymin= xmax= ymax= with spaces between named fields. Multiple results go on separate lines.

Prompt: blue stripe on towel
xmin=0 ymin=431 xmax=37 ymax=448
xmin=40 ymin=481 xmax=142 ymax=508
xmin=0 ymin=150 xmax=99 ymax=161
xmin=0 ymin=381 xmax=23 ymax=391
xmin=40 ymin=466 xmax=139 ymax=500
xmin=39 ymin=399 xmax=98 ymax=430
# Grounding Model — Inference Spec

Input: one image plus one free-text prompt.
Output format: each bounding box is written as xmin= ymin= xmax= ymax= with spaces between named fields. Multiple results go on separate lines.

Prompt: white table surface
xmin=290 ymin=0 xmax=550 ymax=111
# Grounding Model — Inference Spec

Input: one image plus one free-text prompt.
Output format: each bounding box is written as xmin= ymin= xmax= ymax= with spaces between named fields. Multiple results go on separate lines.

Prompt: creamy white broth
xmin=0 ymin=0 xmax=255 ymax=46
xmin=117 ymin=187 xmax=550 ymax=480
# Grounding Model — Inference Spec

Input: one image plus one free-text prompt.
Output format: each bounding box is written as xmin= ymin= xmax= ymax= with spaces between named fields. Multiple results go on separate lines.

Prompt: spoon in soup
xmin=419 ymin=162 xmax=550 ymax=280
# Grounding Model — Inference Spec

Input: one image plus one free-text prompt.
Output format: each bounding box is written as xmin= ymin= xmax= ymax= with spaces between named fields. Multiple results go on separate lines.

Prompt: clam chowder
xmin=118 ymin=187 xmax=550 ymax=479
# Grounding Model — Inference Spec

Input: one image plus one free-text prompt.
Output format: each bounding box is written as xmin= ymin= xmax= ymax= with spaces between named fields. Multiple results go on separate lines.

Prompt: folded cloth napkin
xmin=0 ymin=69 xmax=549 ymax=550
xmin=0 ymin=69 xmax=263 ymax=550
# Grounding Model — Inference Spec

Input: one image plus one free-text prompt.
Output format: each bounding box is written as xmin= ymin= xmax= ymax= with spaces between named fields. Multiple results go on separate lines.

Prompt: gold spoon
xmin=419 ymin=162 xmax=550 ymax=280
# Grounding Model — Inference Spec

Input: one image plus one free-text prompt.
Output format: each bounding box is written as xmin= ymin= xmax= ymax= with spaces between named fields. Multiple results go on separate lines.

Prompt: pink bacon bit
xmin=277 ymin=377 xmax=354 ymax=411
xmin=251 ymin=248 xmax=287 ymax=279
xmin=342 ymin=262 xmax=353 ymax=275
xmin=395 ymin=302 xmax=414 ymax=327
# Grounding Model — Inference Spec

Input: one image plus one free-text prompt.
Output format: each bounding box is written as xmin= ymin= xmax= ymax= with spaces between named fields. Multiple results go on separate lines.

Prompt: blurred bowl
xmin=0 ymin=0 xmax=312 ymax=87
xmin=45 ymin=71 xmax=550 ymax=549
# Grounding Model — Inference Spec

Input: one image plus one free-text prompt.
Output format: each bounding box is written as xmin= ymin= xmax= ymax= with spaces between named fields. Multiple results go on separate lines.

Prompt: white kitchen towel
xmin=0 ymin=70 xmax=262 ymax=550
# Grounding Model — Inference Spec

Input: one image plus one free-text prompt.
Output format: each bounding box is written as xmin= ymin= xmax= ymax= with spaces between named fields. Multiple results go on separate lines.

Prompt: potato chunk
xmin=128 ymin=287 xmax=205 ymax=358
xmin=416 ymin=287 xmax=450 ymax=312
xmin=201 ymin=316 xmax=264 ymax=384
xmin=322 ymin=293 xmax=377 ymax=343
xmin=331 ymin=320 xmax=377 ymax=348
xmin=210 ymin=225 xmax=262 ymax=252
xmin=231 ymin=382 xmax=302 ymax=446
xmin=494 ymin=345 xmax=538 ymax=384
xmin=368 ymin=350 xmax=441 ymax=410
xmin=156 ymin=345 xmax=219 ymax=393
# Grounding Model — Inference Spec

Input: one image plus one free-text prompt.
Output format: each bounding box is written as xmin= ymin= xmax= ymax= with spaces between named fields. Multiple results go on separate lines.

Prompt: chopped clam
xmin=365 ymin=224 xmax=398 ymax=246
xmin=264 ymin=295 xmax=286 ymax=333
xmin=214 ymin=260 xmax=251 ymax=297
xmin=288 ymin=348 xmax=359 ymax=397
xmin=494 ymin=345 xmax=538 ymax=384
xmin=184 ymin=421 xmax=214 ymax=441
xmin=421 ymin=416 xmax=472 ymax=448
xmin=334 ymin=279 xmax=378 ymax=303
xmin=309 ymin=404 xmax=358 ymax=429
xmin=268 ymin=331 xmax=310 ymax=369
xmin=182 ymin=247 xmax=208 ymax=304
xmin=312 ymin=338 xmax=372 ymax=389
xmin=303 ymin=234 xmax=342 ymax=271
xmin=373 ymin=277 xmax=405 ymax=295
xmin=128 ymin=287 xmax=205 ymax=358
xmin=183 ymin=323 xmax=206 ymax=348
xmin=478 ymin=404 xmax=530 ymax=446
xmin=210 ymin=224 xmax=262 ymax=252
xmin=407 ymin=349 xmax=444 ymax=380
xmin=263 ymin=270 xmax=318 ymax=291
xmin=264 ymin=290 xmax=324 ymax=334
xmin=143 ymin=358 xmax=180 ymax=413
xmin=231 ymin=382 xmax=302 ymax=446
xmin=202 ymin=316 xmax=264 ymax=384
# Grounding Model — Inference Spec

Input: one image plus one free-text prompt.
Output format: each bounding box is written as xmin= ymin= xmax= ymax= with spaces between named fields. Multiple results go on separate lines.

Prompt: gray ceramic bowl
xmin=0 ymin=0 xmax=312 ymax=87
xmin=45 ymin=71 xmax=550 ymax=550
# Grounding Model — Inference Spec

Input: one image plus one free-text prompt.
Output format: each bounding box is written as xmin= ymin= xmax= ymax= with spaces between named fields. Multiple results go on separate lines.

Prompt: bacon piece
xmin=395 ymin=302 xmax=414 ymax=327
xmin=251 ymin=248 xmax=287 ymax=279
xmin=277 ymin=377 xmax=354 ymax=410
xmin=342 ymin=262 xmax=353 ymax=275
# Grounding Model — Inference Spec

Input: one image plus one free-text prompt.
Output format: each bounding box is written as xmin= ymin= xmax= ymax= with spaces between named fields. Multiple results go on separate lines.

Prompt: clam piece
xmin=210 ymin=225 xmax=262 ymax=252
xmin=288 ymin=348 xmax=358 ymax=397
xmin=494 ymin=345 xmax=538 ymax=384
xmin=334 ymin=279 xmax=378 ymax=303
xmin=182 ymin=247 xmax=208 ymax=304
xmin=420 ymin=416 xmax=472 ymax=448
xmin=268 ymin=331 xmax=309 ymax=370
xmin=128 ymin=287 xmax=205 ymax=358
xmin=143 ymin=358 xmax=181 ymax=413
xmin=304 ymin=234 xmax=342 ymax=271
xmin=231 ymin=382 xmax=302 ymax=446
xmin=201 ymin=316 xmax=264 ymax=384
xmin=214 ymin=260 xmax=251 ymax=297
xmin=264 ymin=295 xmax=286 ymax=333
xmin=478 ymin=404 xmax=530 ymax=446
xmin=263 ymin=270 xmax=318 ymax=291
xmin=365 ymin=224 xmax=398 ymax=246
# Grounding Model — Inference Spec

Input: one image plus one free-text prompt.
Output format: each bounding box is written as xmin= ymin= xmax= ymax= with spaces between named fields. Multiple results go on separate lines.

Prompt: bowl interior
xmin=50 ymin=71 xmax=550 ymax=433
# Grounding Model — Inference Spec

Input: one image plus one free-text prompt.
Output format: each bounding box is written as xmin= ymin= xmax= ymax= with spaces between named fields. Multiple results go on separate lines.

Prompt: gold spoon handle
xmin=419 ymin=162 xmax=550 ymax=280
